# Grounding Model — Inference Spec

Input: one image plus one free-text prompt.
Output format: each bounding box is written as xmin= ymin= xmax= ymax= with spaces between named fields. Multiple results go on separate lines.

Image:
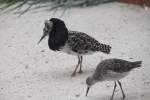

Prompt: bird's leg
xmin=78 ymin=56 xmax=83 ymax=73
xmin=117 ymin=81 xmax=126 ymax=100
xmin=71 ymin=56 xmax=80 ymax=77
xmin=110 ymin=81 xmax=117 ymax=100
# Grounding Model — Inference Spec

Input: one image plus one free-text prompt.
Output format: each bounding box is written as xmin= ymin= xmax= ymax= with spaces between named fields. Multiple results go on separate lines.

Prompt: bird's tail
xmin=131 ymin=61 xmax=142 ymax=68
xmin=98 ymin=43 xmax=111 ymax=54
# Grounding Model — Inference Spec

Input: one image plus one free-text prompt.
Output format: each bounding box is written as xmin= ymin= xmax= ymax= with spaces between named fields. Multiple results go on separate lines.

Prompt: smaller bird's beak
xmin=86 ymin=86 xmax=90 ymax=96
xmin=37 ymin=33 xmax=47 ymax=45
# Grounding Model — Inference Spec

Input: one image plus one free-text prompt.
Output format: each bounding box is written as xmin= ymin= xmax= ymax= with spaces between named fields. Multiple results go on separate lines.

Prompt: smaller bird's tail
xmin=131 ymin=61 xmax=142 ymax=68
xmin=98 ymin=43 xmax=111 ymax=54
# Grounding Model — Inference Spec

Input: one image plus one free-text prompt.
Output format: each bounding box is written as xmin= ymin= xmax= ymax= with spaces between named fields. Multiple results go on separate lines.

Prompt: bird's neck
xmin=48 ymin=27 xmax=68 ymax=51
xmin=92 ymin=72 xmax=105 ymax=82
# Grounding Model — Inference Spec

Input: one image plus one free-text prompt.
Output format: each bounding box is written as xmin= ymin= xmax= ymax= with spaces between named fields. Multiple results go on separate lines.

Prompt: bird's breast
xmin=60 ymin=44 xmax=77 ymax=55
xmin=60 ymin=43 xmax=94 ymax=55
xmin=60 ymin=43 xmax=95 ymax=55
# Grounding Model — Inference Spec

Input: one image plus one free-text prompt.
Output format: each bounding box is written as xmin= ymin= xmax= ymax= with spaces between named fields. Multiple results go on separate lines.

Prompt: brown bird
xmin=86 ymin=58 xmax=142 ymax=100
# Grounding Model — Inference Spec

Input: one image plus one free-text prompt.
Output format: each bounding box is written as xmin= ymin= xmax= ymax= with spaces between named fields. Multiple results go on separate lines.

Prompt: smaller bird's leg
xmin=117 ymin=81 xmax=126 ymax=99
xmin=78 ymin=56 xmax=83 ymax=73
xmin=71 ymin=56 xmax=80 ymax=77
xmin=110 ymin=81 xmax=117 ymax=100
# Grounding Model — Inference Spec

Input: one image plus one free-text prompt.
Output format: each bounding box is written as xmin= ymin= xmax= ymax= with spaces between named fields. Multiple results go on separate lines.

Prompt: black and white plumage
xmin=86 ymin=58 xmax=142 ymax=100
xmin=38 ymin=18 xmax=111 ymax=76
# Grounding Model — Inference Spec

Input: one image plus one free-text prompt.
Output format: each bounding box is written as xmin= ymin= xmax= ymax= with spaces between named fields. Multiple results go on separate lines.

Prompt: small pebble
xmin=41 ymin=50 xmax=45 ymax=52
xmin=25 ymin=65 xmax=29 ymax=69
xmin=45 ymin=61 xmax=48 ymax=63
xmin=144 ymin=81 xmax=150 ymax=84
xmin=141 ymin=94 xmax=144 ymax=97
xmin=75 ymin=94 xmax=80 ymax=98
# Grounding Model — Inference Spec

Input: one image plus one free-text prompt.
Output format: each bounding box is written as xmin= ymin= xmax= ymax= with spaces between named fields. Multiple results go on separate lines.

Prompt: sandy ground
xmin=0 ymin=2 xmax=150 ymax=100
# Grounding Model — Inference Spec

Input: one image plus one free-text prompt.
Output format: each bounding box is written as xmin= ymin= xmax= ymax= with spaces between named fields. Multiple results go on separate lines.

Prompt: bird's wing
xmin=106 ymin=59 xmax=133 ymax=73
xmin=68 ymin=31 xmax=110 ymax=53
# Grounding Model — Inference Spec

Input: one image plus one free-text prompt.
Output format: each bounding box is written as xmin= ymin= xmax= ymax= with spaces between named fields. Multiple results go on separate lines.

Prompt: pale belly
xmin=60 ymin=44 xmax=95 ymax=56
xmin=103 ymin=70 xmax=129 ymax=81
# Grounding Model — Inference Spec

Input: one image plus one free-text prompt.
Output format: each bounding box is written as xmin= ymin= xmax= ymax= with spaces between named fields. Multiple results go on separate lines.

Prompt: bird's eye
xmin=43 ymin=27 xmax=47 ymax=32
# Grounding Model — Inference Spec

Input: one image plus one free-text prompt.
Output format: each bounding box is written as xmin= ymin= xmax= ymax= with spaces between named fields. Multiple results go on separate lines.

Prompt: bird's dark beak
xmin=86 ymin=86 xmax=90 ymax=96
xmin=37 ymin=33 xmax=47 ymax=45
xmin=38 ymin=20 xmax=53 ymax=45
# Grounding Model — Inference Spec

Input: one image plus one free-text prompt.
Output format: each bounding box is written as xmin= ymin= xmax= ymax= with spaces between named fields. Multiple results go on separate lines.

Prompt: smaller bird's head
xmin=86 ymin=76 xmax=97 ymax=96
xmin=38 ymin=18 xmax=67 ymax=44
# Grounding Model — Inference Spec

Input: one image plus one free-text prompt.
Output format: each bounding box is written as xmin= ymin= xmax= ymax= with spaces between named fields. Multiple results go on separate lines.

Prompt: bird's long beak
xmin=86 ymin=86 xmax=90 ymax=96
xmin=37 ymin=20 xmax=53 ymax=45
xmin=37 ymin=33 xmax=47 ymax=45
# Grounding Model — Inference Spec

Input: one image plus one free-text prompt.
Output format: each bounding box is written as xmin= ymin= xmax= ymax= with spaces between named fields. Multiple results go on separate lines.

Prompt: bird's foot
xmin=71 ymin=73 xmax=76 ymax=77
xmin=109 ymin=97 xmax=113 ymax=100
xmin=121 ymin=96 xmax=126 ymax=100
xmin=78 ymin=70 xmax=83 ymax=74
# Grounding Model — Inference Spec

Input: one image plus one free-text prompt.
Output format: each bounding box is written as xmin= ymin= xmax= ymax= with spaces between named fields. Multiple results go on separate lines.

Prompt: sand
xmin=0 ymin=2 xmax=150 ymax=100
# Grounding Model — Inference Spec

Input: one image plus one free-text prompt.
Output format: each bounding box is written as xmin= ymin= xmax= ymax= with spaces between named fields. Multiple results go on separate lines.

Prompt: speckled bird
xmin=86 ymin=58 xmax=142 ymax=100
xmin=38 ymin=18 xmax=111 ymax=77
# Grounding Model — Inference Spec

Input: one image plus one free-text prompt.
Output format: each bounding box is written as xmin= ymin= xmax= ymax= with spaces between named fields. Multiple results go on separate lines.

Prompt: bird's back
xmin=104 ymin=59 xmax=142 ymax=73
xmin=92 ymin=59 xmax=142 ymax=81
xmin=66 ymin=31 xmax=111 ymax=55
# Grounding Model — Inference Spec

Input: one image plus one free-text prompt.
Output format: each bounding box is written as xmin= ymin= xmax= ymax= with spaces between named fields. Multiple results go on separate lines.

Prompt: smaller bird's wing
xmin=93 ymin=59 xmax=142 ymax=81
xmin=105 ymin=59 xmax=141 ymax=73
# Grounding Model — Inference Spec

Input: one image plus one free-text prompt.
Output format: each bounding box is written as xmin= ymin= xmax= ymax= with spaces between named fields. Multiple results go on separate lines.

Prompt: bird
xmin=86 ymin=58 xmax=142 ymax=100
xmin=38 ymin=18 xmax=111 ymax=77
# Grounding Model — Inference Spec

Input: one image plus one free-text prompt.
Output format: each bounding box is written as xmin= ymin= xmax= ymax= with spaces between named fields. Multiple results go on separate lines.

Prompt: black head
xmin=49 ymin=18 xmax=66 ymax=29
xmin=38 ymin=18 xmax=68 ymax=51
xmin=38 ymin=20 xmax=53 ymax=44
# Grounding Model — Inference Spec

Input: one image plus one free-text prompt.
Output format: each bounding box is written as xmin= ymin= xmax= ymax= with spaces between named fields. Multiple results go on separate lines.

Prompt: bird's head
xmin=38 ymin=18 xmax=67 ymax=44
xmin=85 ymin=76 xmax=97 ymax=96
